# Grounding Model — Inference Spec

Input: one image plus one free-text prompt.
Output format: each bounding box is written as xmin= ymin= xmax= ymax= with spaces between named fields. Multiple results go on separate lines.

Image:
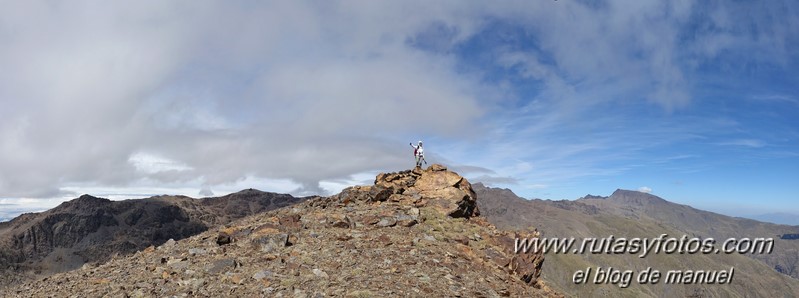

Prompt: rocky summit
xmin=3 ymin=165 xmax=560 ymax=297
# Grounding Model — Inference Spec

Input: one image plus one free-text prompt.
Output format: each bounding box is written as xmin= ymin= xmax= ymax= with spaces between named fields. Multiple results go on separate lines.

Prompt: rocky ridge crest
xmin=5 ymin=165 xmax=556 ymax=297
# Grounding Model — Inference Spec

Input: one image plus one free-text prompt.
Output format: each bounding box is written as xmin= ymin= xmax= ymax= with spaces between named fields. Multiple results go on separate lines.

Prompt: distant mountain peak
xmin=54 ymin=194 xmax=112 ymax=211
xmin=608 ymin=189 xmax=668 ymax=205
xmin=233 ymin=188 xmax=265 ymax=194
xmin=579 ymin=194 xmax=607 ymax=200
xmin=75 ymin=194 xmax=108 ymax=202
xmin=471 ymin=183 xmax=523 ymax=202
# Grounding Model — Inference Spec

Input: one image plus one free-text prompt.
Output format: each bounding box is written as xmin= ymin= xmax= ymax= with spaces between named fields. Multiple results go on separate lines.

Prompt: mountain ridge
xmin=475 ymin=184 xmax=799 ymax=297
xmin=2 ymin=165 xmax=561 ymax=297
xmin=0 ymin=189 xmax=310 ymax=287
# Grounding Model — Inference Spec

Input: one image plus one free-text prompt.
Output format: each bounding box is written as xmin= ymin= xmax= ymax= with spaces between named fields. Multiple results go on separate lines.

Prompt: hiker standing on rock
xmin=410 ymin=141 xmax=426 ymax=168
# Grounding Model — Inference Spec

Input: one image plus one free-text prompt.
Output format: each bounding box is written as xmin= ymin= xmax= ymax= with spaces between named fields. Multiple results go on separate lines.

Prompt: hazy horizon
xmin=1 ymin=183 xmax=796 ymax=227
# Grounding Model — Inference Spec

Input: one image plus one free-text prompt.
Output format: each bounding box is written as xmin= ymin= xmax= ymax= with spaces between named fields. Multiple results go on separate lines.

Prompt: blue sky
xmin=0 ymin=1 xmax=797 ymax=220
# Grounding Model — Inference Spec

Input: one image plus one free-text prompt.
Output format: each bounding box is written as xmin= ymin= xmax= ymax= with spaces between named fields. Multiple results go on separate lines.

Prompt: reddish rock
xmin=279 ymin=214 xmax=301 ymax=227
xmin=361 ymin=215 xmax=380 ymax=225
xmin=373 ymin=164 xmax=479 ymax=219
xmin=329 ymin=214 xmax=353 ymax=228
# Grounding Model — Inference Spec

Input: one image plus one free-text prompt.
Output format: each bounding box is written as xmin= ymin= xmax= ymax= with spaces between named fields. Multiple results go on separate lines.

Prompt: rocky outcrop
xmin=268 ymin=165 xmax=545 ymax=290
xmin=326 ymin=164 xmax=480 ymax=219
xmin=3 ymin=165 xmax=556 ymax=297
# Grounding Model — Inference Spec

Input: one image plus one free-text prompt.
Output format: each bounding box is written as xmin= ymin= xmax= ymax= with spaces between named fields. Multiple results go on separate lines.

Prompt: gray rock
xmin=206 ymin=258 xmax=238 ymax=274
xmin=395 ymin=214 xmax=418 ymax=227
xmin=409 ymin=207 xmax=420 ymax=216
xmin=294 ymin=289 xmax=308 ymax=298
xmin=178 ymin=278 xmax=205 ymax=290
xmin=168 ymin=260 xmax=189 ymax=270
xmin=188 ymin=248 xmax=206 ymax=256
xmin=253 ymin=233 xmax=289 ymax=253
xmin=160 ymin=239 xmax=176 ymax=249
xmin=376 ymin=216 xmax=397 ymax=227
xmin=253 ymin=270 xmax=273 ymax=280
xmin=312 ymin=268 xmax=329 ymax=279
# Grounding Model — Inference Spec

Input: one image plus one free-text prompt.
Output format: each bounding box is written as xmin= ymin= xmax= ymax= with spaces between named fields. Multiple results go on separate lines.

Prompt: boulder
xmin=367 ymin=186 xmax=394 ymax=202
xmin=252 ymin=233 xmax=289 ymax=253
xmin=328 ymin=214 xmax=353 ymax=228
xmin=372 ymin=164 xmax=479 ymax=218
xmin=414 ymin=168 xmax=463 ymax=191
xmin=428 ymin=164 xmax=448 ymax=171
xmin=216 ymin=233 xmax=232 ymax=246
xmin=376 ymin=216 xmax=397 ymax=228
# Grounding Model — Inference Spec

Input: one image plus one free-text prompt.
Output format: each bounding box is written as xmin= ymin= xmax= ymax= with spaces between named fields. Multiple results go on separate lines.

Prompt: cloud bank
xmin=0 ymin=1 xmax=796 ymax=215
xmin=0 ymin=1 xmax=491 ymax=198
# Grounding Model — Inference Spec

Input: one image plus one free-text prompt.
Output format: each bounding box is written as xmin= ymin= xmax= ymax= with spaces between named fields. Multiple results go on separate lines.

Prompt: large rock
xmin=373 ymin=164 xmax=479 ymax=218
xmin=414 ymin=168 xmax=463 ymax=191
xmin=492 ymin=231 xmax=545 ymax=287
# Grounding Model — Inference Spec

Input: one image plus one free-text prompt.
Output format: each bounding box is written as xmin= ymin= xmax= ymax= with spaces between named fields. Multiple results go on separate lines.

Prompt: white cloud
xmin=638 ymin=186 xmax=653 ymax=194
xmin=128 ymin=152 xmax=192 ymax=174
xmin=717 ymin=139 xmax=767 ymax=148
xmin=0 ymin=1 xmax=487 ymax=199
xmin=751 ymin=94 xmax=799 ymax=106
xmin=0 ymin=0 xmax=796 ymax=211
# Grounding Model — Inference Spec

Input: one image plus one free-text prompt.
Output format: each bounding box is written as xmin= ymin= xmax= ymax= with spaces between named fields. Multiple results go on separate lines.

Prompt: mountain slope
xmin=0 ymin=189 xmax=308 ymax=286
xmin=578 ymin=189 xmax=797 ymax=241
xmin=578 ymin=189 xmax=799 ymax=279
xmin=2 ymin=165 xmax=561 ymax=297
xmin=475 ymin=184 xmax=799 ymax=298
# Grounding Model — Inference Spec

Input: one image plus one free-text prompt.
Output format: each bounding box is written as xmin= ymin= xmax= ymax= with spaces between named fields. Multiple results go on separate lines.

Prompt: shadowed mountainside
xmin=475 ymin=183 xmax=799 ymax=298
xmin=0 ymin=189 xmax=309 ymax=286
